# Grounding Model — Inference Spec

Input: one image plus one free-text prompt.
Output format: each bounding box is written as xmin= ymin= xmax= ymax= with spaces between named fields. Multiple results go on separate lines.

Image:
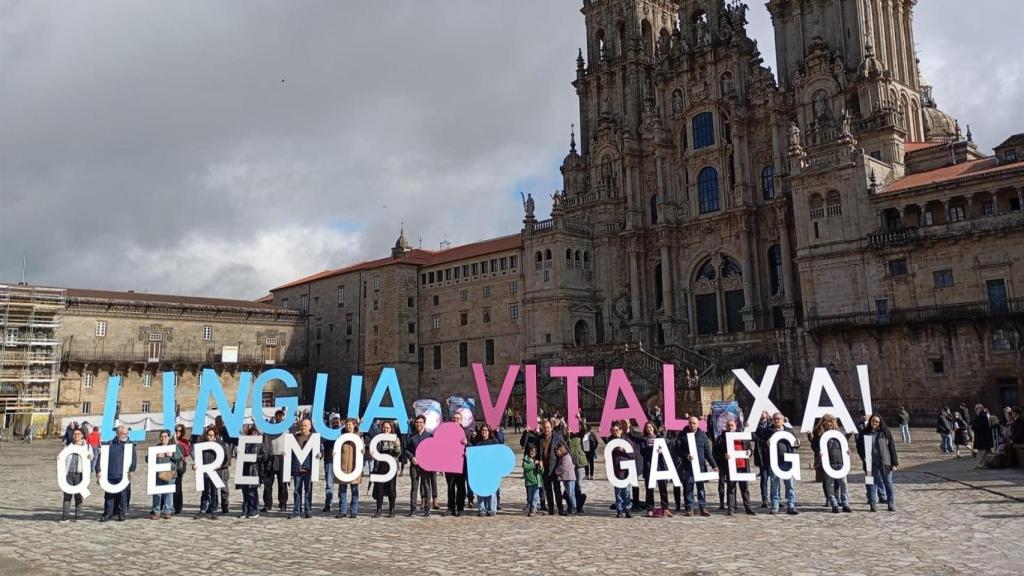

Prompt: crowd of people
xmin=53 ymin=401 xmax=991 ymax=523
xmin=935 ymin=403 xmax=1024 ymax=468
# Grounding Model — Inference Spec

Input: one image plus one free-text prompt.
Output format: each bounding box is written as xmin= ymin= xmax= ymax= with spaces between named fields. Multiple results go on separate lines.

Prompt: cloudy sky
xmin=2 ymin=0 xmax=1021 ymax=299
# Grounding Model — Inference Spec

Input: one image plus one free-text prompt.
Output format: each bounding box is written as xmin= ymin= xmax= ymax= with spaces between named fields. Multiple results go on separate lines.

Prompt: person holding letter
xmin=99 ymin=425 xmax=136 ymax=522
xmin=759 ymin=413 xmax=800 ymax=515
xmin=858 ymin=414 xmax=899 ymax=512
xmin=675 ymin=415 xmax=716 ymax=517
xmin=713 ymin=418 xmax=756 ymax=516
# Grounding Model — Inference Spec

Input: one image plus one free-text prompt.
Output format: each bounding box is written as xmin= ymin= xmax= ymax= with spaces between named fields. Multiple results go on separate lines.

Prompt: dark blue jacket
xmin=290 ymin=434 xmax=315 ymax=478
xmin=103 ymin=437 xmax=138 ymax=481
xmin=674 ymin=428 xmax=715 ymax=473
xmin=404 ymin=430 xmax=432 ymax=463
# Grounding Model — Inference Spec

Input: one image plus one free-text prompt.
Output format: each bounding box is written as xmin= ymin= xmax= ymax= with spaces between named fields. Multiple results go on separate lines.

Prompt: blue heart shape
xmin=466 ymin=444 xmax=515 ymax=496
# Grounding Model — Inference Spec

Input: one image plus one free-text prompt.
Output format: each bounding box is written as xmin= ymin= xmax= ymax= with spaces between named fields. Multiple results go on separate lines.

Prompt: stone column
xmin=739 ymin=215 xmax=757 ymax=331
xmin=941 ymin=199 xmax=951 ymax=222
xmin=966 ymin=193 xmax=975 ymax=220
xmin=660 ymin=241 xmax=674 ymax=317
xmin=1017 ymin=186 xmax=1023 ymax=211
xmin=628 ymin=247 xmax=642 ymax=322
xmin=624 ymin=163 xmax=635 ymax=230
xmin=778 ymin=204 xmax=795 ymax=304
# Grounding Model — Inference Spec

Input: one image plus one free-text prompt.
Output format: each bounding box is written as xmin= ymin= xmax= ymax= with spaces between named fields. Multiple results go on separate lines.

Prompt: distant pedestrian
xmin=898 ymin=407 xmax=911 ymax=443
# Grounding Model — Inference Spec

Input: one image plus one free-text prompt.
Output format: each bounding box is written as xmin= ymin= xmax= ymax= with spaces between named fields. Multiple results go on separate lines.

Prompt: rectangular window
xmin=95 ymin=321 xmax=107 ymax=337
xmin=373 ymin=299 xmax=379 ymax=311
xmin=432 ymin=316 xmax=441 ymax=330
xmin=472 ymin=263 xmax=479 ymax=276
xmin=202 ymin=325 xmax=213 ymax=341
xmin=148 ymin=341 xmax=162 ymax=362
xmin=460 ymin=289 xmax=467 ymax=302
xmin=545 ymin=333 xmax=552 ymax=344
xmin=500 ymin=257 xmax=508 ymax=271
xmin=483 ymin=286 xmax=491 ymax=298
xmin=483 ymin=308 xmax=491 ymax=323
xmin=313 ymin=296 xmax=319 ymax=307
xmin=141 ymin=401 xmax=151 ymax=413
xmin=346 ymin=313 xmax=353 ymax=336
xmin=982 ymin=200 xmax=995 ymax=216
xmin=408 ymin=343 xmax=416 ymax=354
xmin=923 ymin=210 xmax=934 ymax=226
xmin=931 ymin=358 xmax=945 ymax=374
xmin=485 ymin=339 xmax=495 ymax=365
xmin=433 ymin=345 xmax=442 ymax=370
xmin=460 ymin=312 xmax=468 ymax=326
xmin=510 ymin=281 xmax=518 ymax=294
xmin=433 ymin=295 xmax=440 ymax=306
xmin=408 ymin=322 xmax=416 ymax=334
xmin=429 ymin=272 xmax=435 ymax=284
xmin=372 ymin=325 xmax=379 ymax=335
xmin=933 ymin=269 xmax=954 ymax=288
xmin=887 ymin=258 xmax=908 ymax=277
xmin=490 ymin=259 xmax=498 ymax=273
xmin=510 ymin=256 xmax=518 ymax=269
xmin=421 ymin=274 xmax=427 ymax=286
xmin=337 ymin=286 xmax=345 ymax=306
xmin=143 ymin=373 xmax=153 ymax=388
xmin=454 ymin=267 xmax=461 ymax=280
xmin=459 ymin=342 xmax=468 ymax=368
xmin=373 ymin=276 xmax=380 ymax=290
xmin=300 ymin=294 xmax=309 ymax=311
xmin=418 ymin=347 xmax=425 ymax=369
xmin=407 ymin=297 xmax=415 ymax=308
xmin=462 ymin=265 xmax=469 ymax=277
xmin=445 ymin=269 xmax=452 ymax=282
xmin=4 ymin=328 xmax=17 ymax=345
xmin=509 ymin=304 xmax=519 ymax=320
xmin=83 ymin=373 xmax=94 ymax=388
xmin=282 ymin=298 xmax=289 ymax=308
xmin=543 ymin=270 xmax=550 ymax=282
xmin=949 ymin=205 xmax=966 ymax=222
xmin=81 ymin=401 xmax=91 ymax=415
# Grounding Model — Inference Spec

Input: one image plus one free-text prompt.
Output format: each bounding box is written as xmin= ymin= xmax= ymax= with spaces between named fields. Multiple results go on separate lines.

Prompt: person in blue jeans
xmin=554 ymin=444 xmax=578 ymax=515
xmin=192 ymin=426 xmax=225 ymax=520
xmin=608 ymin=422 xmax=635 ymax=518
xmin=334 ymin=418 xmax=362 ymax=518
xmin=150 ymin=430 xmax=182 ymax=520
xmin=675 ymin=415 xmax=717 ymax=517
xmin=322 ymin=415 xmax=341 ymax=513
xmin=522 ymin=445 xmax=542 ymax=516
xmin=290 ymin=418 xmax=316 ymax=519
xmin=758 ymin=413 xmax=800 ymax=515
xmin=859 ymin=414 xmax=899 ymax=512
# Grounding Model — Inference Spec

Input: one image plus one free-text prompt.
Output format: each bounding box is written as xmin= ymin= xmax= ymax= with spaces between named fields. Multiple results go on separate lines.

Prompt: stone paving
xmin=0 ymin=429 xmax=1021 ymax=575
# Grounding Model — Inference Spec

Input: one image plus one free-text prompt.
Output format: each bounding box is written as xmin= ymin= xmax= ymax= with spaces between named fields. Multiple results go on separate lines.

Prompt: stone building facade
xmin=56 ymin=289 xmax=305 ymax=424
xmin=271 ymin=0 xmax=1023 ymax=419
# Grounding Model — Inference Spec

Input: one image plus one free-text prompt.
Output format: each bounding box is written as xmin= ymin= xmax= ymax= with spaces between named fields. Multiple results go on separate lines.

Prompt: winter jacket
xmin=756 ymin=420 xmax=799 ymax=474
xmin=289 ymin=433 xmax=315 ymax=478
xmin=857 ymin=427 xmax=899 ymax=471
xmin=404 ymin=430 xmax=432 ymax=464
xmin=567 ymin=435 xmax=587 ymax=469
xmin=610 ymin=437 xmax=638 ymax=482
xmin=898 ymin=409 xmax=910 ymax=426
xmin=522 ymin=455 xmax=542 ymax=487
xmin=102 ymin=437 xmax=138 ymax=481
xmin=713 ymin=434 xmax=751 ymax=474
xmin=554 ymin=452 xmax=576 ymax=482
xmin=935 ymin=413 xmax=953 ymax=434
xmin=674 ymin=428 xmax=716 ymax=474
xmin=540 ymin=432 xmax=569 ymax=477
xmin=972 ymin=411 xmax=994 ymax=451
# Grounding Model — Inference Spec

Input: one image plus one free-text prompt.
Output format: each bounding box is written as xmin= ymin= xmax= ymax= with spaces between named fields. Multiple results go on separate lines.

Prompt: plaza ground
xmin=0 ymin=428 xmax=1021 ymax=575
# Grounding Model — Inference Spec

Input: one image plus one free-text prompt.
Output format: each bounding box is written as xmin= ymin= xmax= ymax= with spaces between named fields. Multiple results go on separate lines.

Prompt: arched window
xmin=574 ymin=250 xmax=582 ymax=267
xmin=693 ymin=259 xmax=718 ymax=335
xmin=826 ymin=190 xmax=842 ymax=217
xmin=812 ymin=90 xmax=832 ymax=122
xmin=544 ymin=249 xmax=552 ymax=261
xmin=761 ymin=166 xmax=775 ymax=200
xmin=641 ymin=20 xmax=653 ymax=56
xmin=698 ymin=166 xmax=720 ymax=214
xmin=809 ymin=194 xmax=825 ymax=220
xmin=617 ymin=22 xmax=626 ymax=57
xmin=721 ymin=257 xmax=742 ymax=279
xmin=583 ymin=252 xmax=591 ymax=270
xmin=650 ymin=193 xmax=660 ymax=225
xmin=692 ymin=112 xmax=715 ymax=149
xmin=596 ymin=29 xmax=607 ymax=59
xmin=565 ymin=249 xmax=573 ymax=268
xmin=574 ymin=320 xmax=591 ymax=346
xmin=534 ymin=251 xmax=543 ymax=270
xmin=768 ymin=245 xmax=783 ymax=296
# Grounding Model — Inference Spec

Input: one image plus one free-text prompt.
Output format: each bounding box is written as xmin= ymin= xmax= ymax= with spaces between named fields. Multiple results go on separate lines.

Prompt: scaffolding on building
xmin=0 ymin=284 xmax=66 ymax=438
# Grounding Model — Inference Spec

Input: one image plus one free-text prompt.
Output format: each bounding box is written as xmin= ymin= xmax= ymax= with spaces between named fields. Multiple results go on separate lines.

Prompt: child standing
xmin=522 ymin=445 xmax=542 ymax=516
xmin=554 ymin=444 xmax=578 ymax=515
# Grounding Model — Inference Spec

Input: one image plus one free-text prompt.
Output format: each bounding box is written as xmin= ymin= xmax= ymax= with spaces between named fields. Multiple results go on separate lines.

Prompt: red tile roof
xmin=904 ymin=141 xmax=945 ymax=154
xmin=270 ymin=234 xmax=523 ymax=292
xmin=66 ymin=288 xmax=291 ymax=311
xmin=423 ymin=234 xmax=522 ymax=267
xmin=881 ymin=157 xmax=1024 ymax=194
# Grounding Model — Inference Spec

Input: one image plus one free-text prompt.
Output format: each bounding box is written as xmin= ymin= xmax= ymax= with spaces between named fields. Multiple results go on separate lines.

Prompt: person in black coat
xmin=752 ymin=410 xmax=773 ymax=508
xmin=638 ymin=422 xmax=670 ymax=514
xmin=713 ymin=418 xmax=756 ymax=515
xmin=674 ymin=416 xmax=717 ymax=516
xmin=857 ymin=414 xmax=899 ymax=512
xmin=971 ymin=404 xmax=994 ymax=468
xmin=936 ymin=409 xmax=954 ymax=454
xmin=538 ymin=419 xmax=569 ymax=516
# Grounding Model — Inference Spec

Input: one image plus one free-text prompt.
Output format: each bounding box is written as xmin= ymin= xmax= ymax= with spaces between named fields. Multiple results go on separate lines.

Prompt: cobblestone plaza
xmin=1 ymin=432 xmax=1021 ymax=575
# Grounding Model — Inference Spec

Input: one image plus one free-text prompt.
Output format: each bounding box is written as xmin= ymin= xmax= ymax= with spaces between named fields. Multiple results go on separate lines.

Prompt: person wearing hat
xmin=322 ymin=414 xmax=342 ymax=513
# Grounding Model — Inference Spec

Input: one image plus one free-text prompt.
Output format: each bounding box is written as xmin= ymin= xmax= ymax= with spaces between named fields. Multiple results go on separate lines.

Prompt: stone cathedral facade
xmin=272 ymin=0 xmax=1024 ymax=420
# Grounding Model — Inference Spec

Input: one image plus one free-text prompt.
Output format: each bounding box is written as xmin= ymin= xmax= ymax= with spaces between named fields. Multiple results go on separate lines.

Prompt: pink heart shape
xmin=415 ymin=422 xmax=466 ymax=473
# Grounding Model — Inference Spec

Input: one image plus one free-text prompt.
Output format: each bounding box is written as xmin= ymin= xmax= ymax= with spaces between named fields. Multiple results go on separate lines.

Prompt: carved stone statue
xmin=787 ymin=121 xmax=802 ymax=149
xmin=522 ymin=192 xmax=535 ymax=219
xmin=839 ymin=109 xmax=853 ymax=139
xmin=696 ymin=17 xmax=710 ymax=47
xmin=672 ymin=89 xmax=684 ymax=113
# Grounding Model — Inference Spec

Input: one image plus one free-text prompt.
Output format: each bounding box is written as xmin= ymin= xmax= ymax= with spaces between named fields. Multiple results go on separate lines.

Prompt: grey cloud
xmin=1 ymin=1 xmax=1020 ymax=298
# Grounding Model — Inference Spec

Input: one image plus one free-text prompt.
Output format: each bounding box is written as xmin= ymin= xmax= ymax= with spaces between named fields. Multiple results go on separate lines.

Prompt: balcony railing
xmin=867 ymin=227 xmax=921 ymax=248
xmin=867 ymin=211 xmax=1024 ymax=249
xmin=806 ymin=297 xmax=1024 ymax=332
xmin=62 ymin=348 xmax=306 ymax=367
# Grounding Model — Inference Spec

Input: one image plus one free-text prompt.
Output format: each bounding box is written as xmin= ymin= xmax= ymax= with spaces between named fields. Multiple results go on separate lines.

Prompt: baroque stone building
xmin=272 ymin=0 xmax=1023 ymax=419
